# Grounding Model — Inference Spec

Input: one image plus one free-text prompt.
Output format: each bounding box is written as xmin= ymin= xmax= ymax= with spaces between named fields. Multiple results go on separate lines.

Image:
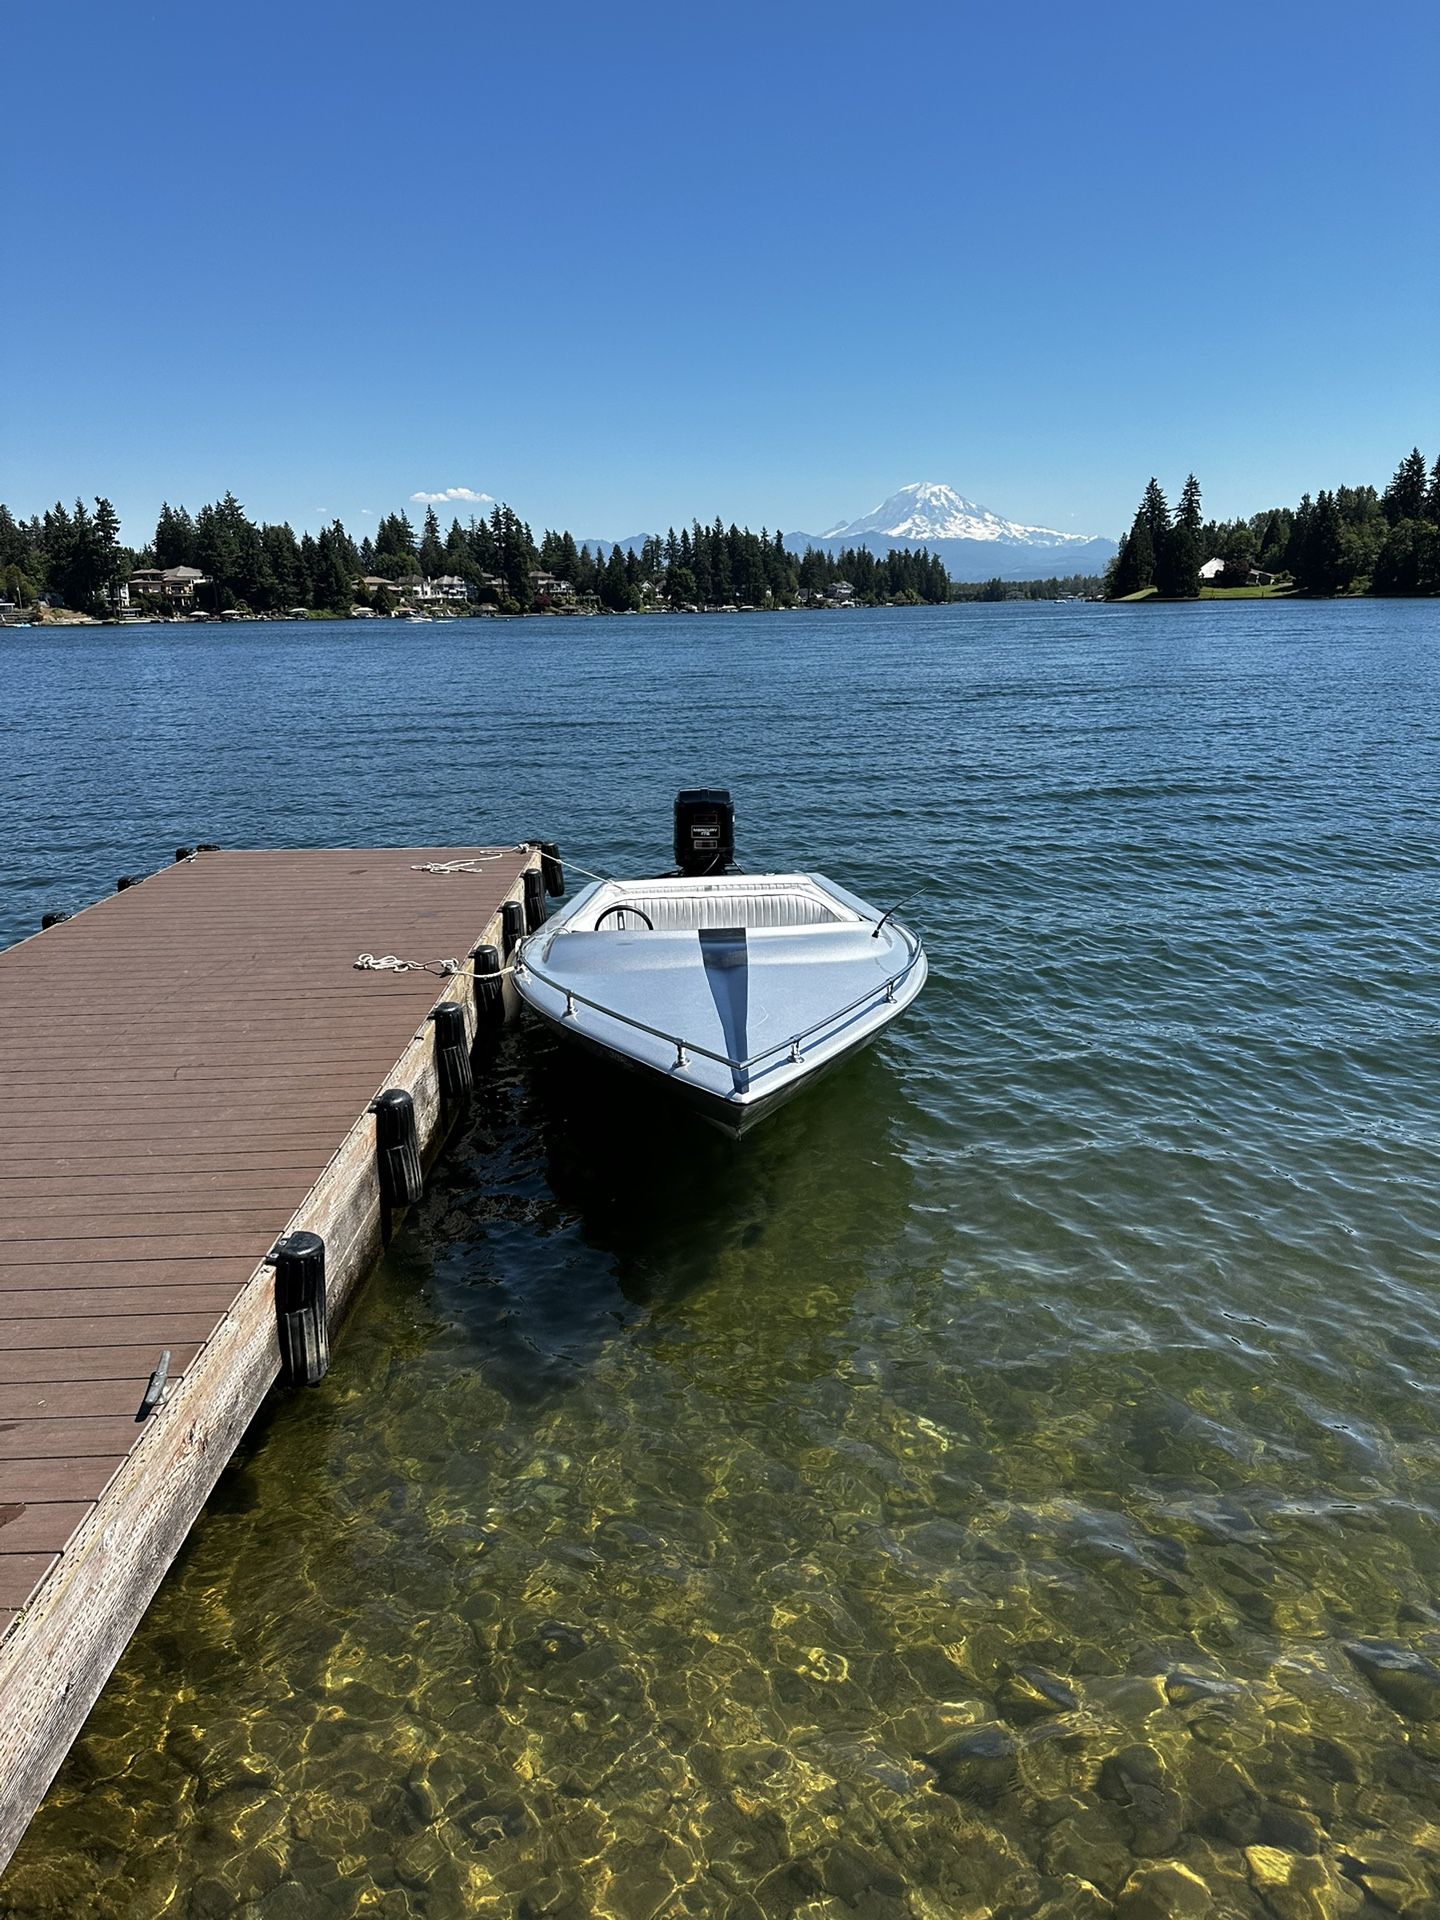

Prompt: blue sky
xmin=4 ymin=0 xmax=1437 ymax=544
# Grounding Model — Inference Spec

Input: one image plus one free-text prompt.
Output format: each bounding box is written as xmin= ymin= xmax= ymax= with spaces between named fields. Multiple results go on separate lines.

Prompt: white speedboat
xmin=512 ymin=794 xmax=926 ymax=1135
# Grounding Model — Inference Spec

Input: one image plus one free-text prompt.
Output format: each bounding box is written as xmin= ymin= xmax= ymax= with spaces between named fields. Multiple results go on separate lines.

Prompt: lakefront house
xmin=124 ymin=565 xmax=211 ymax=608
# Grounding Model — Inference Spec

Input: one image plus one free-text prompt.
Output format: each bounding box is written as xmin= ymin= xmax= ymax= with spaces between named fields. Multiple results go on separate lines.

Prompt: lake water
xmin=4 ymin=602 xmax=1440 ymax=1918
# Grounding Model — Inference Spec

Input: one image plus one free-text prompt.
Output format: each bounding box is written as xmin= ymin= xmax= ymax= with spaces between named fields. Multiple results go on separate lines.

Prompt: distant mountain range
xmin=593 ymin=483 xmax=1115 ymax=582
xmin=786 ymin=483 xmax=1116 ymax=581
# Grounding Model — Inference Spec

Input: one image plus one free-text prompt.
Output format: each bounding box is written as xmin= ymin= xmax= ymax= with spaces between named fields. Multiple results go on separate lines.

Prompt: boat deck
xmin=0 ymin=844 xmax=536 ymax=1870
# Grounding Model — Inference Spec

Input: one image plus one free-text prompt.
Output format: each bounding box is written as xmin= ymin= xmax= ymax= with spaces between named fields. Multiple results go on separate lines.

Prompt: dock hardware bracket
xmin=370 ymin=1088 xmax=423 ymax=1207
xmin=136 ymin=1350 xmax=171 ymax=1421
xmin=267 ymin=1232 xmax=330 ymax=1387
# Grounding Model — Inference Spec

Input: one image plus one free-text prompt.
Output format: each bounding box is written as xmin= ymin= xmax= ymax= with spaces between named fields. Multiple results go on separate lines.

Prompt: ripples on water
xmin=5 ymin=603 xmax=1440 ymax=1916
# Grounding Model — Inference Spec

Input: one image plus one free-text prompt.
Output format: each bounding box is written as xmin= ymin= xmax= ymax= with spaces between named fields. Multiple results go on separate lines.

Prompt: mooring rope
xmin=353 ymin=952 xmax=521 ymax=978
xmin=410 ymin=848 xmax=529 ymax=876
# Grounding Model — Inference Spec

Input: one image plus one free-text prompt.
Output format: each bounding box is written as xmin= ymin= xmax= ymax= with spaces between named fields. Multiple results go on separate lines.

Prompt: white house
xmin=415 ymin=575 xmax=472 ymax=604
xmin=1198 ymin=557 xmax=1226 ymax=581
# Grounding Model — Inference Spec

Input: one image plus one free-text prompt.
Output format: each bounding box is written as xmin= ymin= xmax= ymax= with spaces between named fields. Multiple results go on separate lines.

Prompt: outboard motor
xmin=673 ymin=788 xmax=736 ymax=876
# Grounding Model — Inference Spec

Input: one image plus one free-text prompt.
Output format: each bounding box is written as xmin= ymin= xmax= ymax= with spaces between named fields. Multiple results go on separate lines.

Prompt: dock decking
xmin=0 ymin=844 xmax=538 ymax=1871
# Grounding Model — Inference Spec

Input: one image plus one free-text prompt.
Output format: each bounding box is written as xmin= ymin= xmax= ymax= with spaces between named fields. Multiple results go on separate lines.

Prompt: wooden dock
xmin=0 ymin=843 xmax=540 ymax=1872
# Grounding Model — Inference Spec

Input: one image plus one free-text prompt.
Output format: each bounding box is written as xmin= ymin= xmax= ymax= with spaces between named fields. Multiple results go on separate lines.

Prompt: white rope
xmin=557 ymin=853 xmax=747 ymax=887
xmin=354 ymin=952 xmax=464 ymax=975
xmin=410 ymin=849 xmax=528 ymax=876
xmin=354 ymin=953 xmax=522 ymax=978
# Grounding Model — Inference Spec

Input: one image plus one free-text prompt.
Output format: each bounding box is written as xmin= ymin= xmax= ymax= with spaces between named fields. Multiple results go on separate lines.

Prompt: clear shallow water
xmin=5 ymin=603 xmax=1440 ymax=1917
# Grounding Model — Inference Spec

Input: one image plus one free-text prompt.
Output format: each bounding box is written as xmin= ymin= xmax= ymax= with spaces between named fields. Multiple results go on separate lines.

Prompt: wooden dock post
xmin=0 ymin=844 xmax=541 ymax=1873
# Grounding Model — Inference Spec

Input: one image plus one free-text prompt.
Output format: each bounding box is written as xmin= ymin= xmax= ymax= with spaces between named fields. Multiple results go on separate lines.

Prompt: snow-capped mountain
xmin=824 ymin=482 xmax=1098 ymax=549
xmin=594 ymin=484 xmax=1116 ymax=582
xmin=789 ymin=481 xmax=1116 ymax=580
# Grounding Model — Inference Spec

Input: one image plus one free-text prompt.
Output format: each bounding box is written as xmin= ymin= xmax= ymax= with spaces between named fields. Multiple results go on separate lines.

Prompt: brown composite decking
xmin=0 ymin=844 xmax=537 ymax=1872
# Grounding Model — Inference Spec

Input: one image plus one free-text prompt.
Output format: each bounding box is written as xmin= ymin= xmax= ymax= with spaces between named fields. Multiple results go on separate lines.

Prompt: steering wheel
xmin=594 ymin=903 xmax=654 ymax=930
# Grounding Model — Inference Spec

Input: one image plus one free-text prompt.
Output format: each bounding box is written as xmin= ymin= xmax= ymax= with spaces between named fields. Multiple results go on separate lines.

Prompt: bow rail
xmin=515 ymin=918 xmax=923 ymax=1077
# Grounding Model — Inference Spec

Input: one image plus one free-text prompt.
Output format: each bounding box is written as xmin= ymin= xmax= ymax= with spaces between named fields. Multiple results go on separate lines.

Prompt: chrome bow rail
xmin=515 ymin=918 xmax=923 ymax=1080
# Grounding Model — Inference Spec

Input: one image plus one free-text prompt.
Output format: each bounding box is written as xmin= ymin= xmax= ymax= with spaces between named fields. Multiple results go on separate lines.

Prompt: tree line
xmin=0 ymin=493 xmax=950 ymax=617
xmin=952 ymin=573 xmax=1103 ymax=602
xmin=1107 ymin=448 xmax=1440 ymax=599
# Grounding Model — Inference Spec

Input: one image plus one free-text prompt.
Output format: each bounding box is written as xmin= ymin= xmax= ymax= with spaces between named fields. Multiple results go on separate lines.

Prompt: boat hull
xmin=526 ymin=998 xmax=897 ymax=1135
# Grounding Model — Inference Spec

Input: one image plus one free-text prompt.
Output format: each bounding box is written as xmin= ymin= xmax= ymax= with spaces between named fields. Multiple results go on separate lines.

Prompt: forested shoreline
xmin=0 ymin=494 xmax=950 ymax=618
xmin=1107 ymin=448 xmax=1440 ymax=600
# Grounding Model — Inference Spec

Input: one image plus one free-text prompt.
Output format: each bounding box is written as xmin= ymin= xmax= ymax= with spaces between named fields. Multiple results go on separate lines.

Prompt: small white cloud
xmin=410 ymin=486 xmax=494 ymax=505
xmin=360 ymin=507 xmax=375 ymax=516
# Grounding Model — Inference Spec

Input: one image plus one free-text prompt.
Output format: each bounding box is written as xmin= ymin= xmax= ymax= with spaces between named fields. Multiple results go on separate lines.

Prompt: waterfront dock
xmin=0 ymin=844 xmax=540 ymax=1871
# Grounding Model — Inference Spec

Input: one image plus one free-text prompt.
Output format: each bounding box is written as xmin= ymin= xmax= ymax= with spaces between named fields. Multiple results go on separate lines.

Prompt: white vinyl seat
xmin=587 ymin=888 xmax=845 ymax=932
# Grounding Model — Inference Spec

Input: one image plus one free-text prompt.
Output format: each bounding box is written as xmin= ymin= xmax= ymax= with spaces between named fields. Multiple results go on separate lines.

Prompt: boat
xmin=512 ymin=791 xmax=927 ymax=1135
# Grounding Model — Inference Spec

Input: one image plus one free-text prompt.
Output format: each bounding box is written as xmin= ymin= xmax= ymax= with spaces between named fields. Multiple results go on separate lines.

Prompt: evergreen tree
xmin=709 ymin=517 xmax=732 ymax=603
xmin=1107 ymin=508 xmax=1155 ymax=596
xmin=297 ymin=531 xmax=319 ymax=606
xmin=312 ymin=524 xmax=354 ymax=610
xmin=419 ymin=506 xmax=445 ymax=576
xmin=93 ymin=496 xmax=123 ymax=606
xmin=1372 ymin=519 xmax=1440 ymax=596
xmin=1141 ymin=477 xmax=1170 ymax=549
xmin=1255 ymin=509 xmax=1292 ymax=573
xmin=261 ymin=523 xmax=303 ymax=609
xmin=1294 ymin=490 xmax=1353 ymax=595
xmin=1382 ymin=448 xmax=1429 ymax=525
xmin=46 ymin=497 xmax=115 ymax=613
xmin=373 ymin=511 xmax=418 ymax=575
xmin=153 ymin=503 xmax=197 ymax=568
xmin=667 ymin=565 xmax=698 ymax=606
xmin=1176 ymin=473 xmax=1202 ymax=535
xmin=1154 ymin=520 xmax=1201 ymax=598
xmin=599 ymin=543 xmax=638 ymax=611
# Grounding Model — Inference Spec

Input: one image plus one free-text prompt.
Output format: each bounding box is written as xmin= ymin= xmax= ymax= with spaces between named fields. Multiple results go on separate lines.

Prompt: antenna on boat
xmin=871 ymin=901 xmax=915 ymax=938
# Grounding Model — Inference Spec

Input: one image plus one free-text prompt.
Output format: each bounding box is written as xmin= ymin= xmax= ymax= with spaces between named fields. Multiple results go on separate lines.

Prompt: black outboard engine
xmin=673 ymin=788 xmax=736 ymax=876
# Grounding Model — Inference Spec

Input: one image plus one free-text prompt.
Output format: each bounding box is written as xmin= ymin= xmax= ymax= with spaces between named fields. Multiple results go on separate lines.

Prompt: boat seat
xmin=589 ymin=889 xmax=845 ymax=932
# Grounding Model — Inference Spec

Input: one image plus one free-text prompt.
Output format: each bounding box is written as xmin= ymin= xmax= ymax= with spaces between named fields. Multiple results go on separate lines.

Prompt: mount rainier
xmin=786 ymin=482 xmax=1116 ymax=581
